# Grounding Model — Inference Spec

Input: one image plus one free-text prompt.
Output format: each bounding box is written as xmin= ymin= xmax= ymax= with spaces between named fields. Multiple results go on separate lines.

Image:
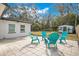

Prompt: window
xmin=59 ymin=27 xmax=62 ymax=30
xmin=8 ymin=24 xmax=15 ymax=33
xmin=68 ymin=27 xmax=72 ymax=33
xmin=63 ymin=27 xmax=67 ymax=31
xmin=20 ymin=25 xmax=25 ymax=33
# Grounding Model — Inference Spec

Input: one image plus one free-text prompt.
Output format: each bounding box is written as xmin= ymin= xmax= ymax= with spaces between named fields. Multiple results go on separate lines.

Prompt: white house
xmin=0 ymin=19 xmax=31 ymax=39
xmin=0 ymin=4 xmax=31 ymax=39
xmin=58 ymin=25 xmax=74 ymax=33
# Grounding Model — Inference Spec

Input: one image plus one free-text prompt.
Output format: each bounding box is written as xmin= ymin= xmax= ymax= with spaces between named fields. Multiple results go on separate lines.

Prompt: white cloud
xmin=3 ymin=14 xmax=9 ymax=18
xmin=37 ymin=8 xmax=49 ymax=14
xmin=37 ymin=10 xmax=43 ymax=13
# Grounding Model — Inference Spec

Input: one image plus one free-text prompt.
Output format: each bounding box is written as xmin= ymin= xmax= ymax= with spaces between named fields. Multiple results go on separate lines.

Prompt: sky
xmin=7 ymin=3 xmax=60 ymax=16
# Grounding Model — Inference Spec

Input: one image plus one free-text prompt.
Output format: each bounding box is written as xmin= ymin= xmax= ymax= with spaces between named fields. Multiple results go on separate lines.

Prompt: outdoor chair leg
xmin=42 ymin=37 xmax=44 ymax=41
xmin=46 ymin=44 xmax=48 ymax=48
xmin=54 ymin=44 xmax=57 ymax=49
xmin=60 ymin=40 xmax=64 ymax=44
xmin=60 ymin=40 xmax=62 ymax=43
xmin=48 ymin=44 xmax=50 ymax=48
xmin=45 ymin=44 xmax=48 ymax=51
xmin=64 ymin=40 xmax=67 ymax=44
xmin=38 ymin=39 xmax=40 ymax=43
xmin=31 ymin=40 xmax=33 ymax=44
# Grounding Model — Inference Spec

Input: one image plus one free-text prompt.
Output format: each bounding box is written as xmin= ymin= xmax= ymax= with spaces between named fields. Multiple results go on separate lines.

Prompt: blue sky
xmin=35 ymin=3 xmax=60 ymax=16
xmin=7 ymin=3 xmax=60 ymax=16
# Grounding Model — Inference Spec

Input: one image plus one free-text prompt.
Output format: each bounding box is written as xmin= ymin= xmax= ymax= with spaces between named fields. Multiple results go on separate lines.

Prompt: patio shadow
xmin=46 ymin=47 xmax=64 ymax=56
xmin=20 ymin=43 xmax=38 ymax=51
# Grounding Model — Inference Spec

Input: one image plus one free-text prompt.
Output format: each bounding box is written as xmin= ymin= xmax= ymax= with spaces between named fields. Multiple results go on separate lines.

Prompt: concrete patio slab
xmin=0 ymin=36 xmax=79 ymax=56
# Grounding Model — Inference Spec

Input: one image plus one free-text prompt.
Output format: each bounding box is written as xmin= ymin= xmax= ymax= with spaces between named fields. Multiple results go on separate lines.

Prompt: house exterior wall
xmin=0 ymin=20 xmax=31 ymax=39
xmin=58 ymin=25 xmax=73 ymax=33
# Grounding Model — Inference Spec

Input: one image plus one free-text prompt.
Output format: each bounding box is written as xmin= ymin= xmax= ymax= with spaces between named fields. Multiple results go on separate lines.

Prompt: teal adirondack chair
xmin=31 ymin=35 xmax=40 ymax=44
xmin=41 ymin=31 xmax=47 ymax=40
xmin=28 ymin=32 xmax=40 ymax=44
xmin=59 ymin=31 xmax=68 ymax=44
xmin=44 ymin=32 xmax=59 ymax=48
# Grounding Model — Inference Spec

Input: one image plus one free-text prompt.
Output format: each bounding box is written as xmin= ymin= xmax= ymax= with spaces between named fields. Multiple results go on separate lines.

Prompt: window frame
xmin=8 ymin=24 xmax=16 ymax=33
xmin=20 ymin=25 xmax=25 ymax=33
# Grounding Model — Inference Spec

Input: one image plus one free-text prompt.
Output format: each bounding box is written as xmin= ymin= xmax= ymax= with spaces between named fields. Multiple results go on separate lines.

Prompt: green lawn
xmin=32 ymin=31 xmax=77 ymax=41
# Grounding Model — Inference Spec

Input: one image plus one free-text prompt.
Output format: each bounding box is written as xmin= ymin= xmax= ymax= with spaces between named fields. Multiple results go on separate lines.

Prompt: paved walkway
xmin=0 ymin=36 xmax=79 ymax=56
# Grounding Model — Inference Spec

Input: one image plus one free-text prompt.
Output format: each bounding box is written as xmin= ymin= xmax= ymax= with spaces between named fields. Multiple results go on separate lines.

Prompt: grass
xmin=32 ymin=31 xmax=77 ymax=41
xmin=32 ymin=31 xmax=56 ymax=36
xmin=68 ymin=34 xmax=77 ymax=41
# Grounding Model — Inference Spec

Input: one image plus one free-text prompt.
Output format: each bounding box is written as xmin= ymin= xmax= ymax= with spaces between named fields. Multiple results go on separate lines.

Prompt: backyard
xmin=0 ymin=3 xmax=79 ymax=56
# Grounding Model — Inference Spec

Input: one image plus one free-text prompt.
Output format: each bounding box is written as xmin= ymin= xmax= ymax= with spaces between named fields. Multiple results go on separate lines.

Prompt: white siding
xmin=58 ymin=25 xmax=73 ymax=33
xmin=0 ymin=20 xmax=31 ymax=39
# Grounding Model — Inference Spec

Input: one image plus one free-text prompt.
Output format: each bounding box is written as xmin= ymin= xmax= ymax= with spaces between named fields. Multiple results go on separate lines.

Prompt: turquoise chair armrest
xmin=44 ymin=37 xmax=49 ymax=44
xmin=45 ymin=38 xmax=50 ymax=43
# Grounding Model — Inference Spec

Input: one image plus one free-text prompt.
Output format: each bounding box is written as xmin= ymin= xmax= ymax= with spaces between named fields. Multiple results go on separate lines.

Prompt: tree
xmin=31 ymin=20 xmax=42 ymax=31
xmin=55 ymin=3 xmax=65 ymax=16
